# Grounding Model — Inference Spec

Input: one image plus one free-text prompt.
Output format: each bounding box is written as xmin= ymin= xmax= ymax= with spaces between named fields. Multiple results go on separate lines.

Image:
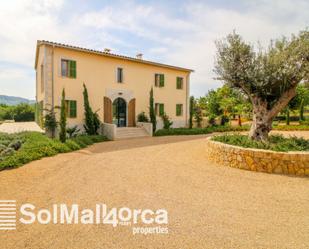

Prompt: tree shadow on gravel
xmin=77 ymin=135 xmax=210 ymax=154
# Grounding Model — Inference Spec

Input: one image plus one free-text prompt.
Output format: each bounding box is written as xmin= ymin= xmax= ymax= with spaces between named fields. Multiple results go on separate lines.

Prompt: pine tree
xmin=149 ymin=87 xmax=156 ymax=133
xmin=59 ymin=88 xmax=67 ymax=142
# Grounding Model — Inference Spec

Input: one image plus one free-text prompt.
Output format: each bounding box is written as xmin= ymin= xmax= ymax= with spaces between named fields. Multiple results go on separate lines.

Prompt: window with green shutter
xmin=176 ymin=104 xmax=183 ymax=116
xmin=159 ymin=103 xmax=164 ymax=116
xmin=61 ymin=59 xmax=76 ymax=78
xmin=159 ymin=74 xmax=164 ymax=87
xmin=65 ymin=100 xmax=77 ymax=118
xmin=155 ymin=74 xmax=164 ymax=87
xmin=176 ymin=77 xmax=183 ymax=89
xmin=69 ymin=60 xmax=76 ymax=78
xmin=155 ymin=103 xmax=164 ymax=116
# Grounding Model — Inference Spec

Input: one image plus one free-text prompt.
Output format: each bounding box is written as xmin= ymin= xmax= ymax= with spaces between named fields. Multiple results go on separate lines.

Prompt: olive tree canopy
xmin=214 ymin=30 xmax=309 ymax=140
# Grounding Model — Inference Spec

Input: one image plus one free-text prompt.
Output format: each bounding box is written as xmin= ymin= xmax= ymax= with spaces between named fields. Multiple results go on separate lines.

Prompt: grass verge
xmin=211 ymin=134 xmax=309 ymax=152
xmin=0 ymin=132 xmax=108 ymax=170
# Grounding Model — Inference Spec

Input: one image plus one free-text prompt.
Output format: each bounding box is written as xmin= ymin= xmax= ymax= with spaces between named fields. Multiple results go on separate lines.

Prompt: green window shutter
xmin=176 ymin=104 xmax=180 ymax=116
xmin=176 ymin=104 xmax=182 ymax=116
xmin=159 ymin=103 xmax=164 ymax=116
xmin=159 ymin=74 xmax=164 ymax=87
xmin=70 ymin=101 xmax=77 ymax=118
xmin=69 ymin=60 xmax=76 ymax=78
xmin=177 ymin=77 xmax=182 ymax=89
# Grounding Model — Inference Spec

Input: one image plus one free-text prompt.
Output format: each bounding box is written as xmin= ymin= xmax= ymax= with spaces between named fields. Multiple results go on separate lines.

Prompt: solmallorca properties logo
xmin=0 ymin=200 xmax=168 ymax=235
xmin=0 ymin=200 xmax=16 ymax=230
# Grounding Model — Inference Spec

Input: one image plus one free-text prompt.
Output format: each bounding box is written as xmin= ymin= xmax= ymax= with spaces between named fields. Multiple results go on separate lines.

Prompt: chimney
xmin=136 ymin=53 xmax=143 ymax=60
xmin=104 ymin=48 xmax=111 ymax=53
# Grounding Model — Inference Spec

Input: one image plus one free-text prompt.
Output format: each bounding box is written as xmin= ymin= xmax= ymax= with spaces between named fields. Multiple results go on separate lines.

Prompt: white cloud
xmin=0 ymin=0 xmax=308 ymax=99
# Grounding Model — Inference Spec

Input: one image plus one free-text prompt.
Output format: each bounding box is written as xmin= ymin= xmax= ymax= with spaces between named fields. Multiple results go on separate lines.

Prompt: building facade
xmin=35 ymin=41 xmax=193 ymax=131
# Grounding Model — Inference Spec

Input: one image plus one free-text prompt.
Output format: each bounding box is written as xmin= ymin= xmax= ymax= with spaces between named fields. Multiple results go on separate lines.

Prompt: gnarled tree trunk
xmin=249 ymin=98 xmax=272 ymax=141
xmin=248 ymin=86 xmax=297 ymax=141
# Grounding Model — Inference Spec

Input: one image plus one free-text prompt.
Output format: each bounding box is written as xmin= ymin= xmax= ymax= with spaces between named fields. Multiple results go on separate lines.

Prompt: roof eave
xmin=36 ymin=40 xmax=194 ymax=73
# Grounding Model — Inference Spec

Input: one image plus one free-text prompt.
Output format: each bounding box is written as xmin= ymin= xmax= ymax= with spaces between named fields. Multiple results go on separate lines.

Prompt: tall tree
xmin=149 ymin=87 xmax=156 ymax=133
xmin=215 ymin=30 xmax=309 ymax=140
xmin=83 ymin=83 xmax=96 ymax=135
xmin=205 ymin=89 xmax=222 ymax=117
xmin=59 ymin=88 xmax=67 ymax=143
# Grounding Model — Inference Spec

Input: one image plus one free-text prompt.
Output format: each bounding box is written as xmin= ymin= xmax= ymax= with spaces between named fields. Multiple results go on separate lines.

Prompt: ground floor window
xmin=155 ymin=103 xmax=164 ymax=116
xmin=65 ymin=100 xmax=77 ymax=118
xmin=176 ymin=104 xmax=183 ymax=116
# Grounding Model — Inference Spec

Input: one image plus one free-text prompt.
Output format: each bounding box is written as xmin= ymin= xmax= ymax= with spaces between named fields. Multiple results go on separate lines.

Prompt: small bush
xmin=208 ymin=115 xmax=216 ymax=126
xmin=212 ymin=134 xmax=309 ymax=152
xmin=89 ymin=135 xmax=107 ymax=143
xmin=66 ymin=125 xmax=80 ymax=138
xmin=161 ymin=113 xmax=173 ymax=129
xmin=137 ymin=112 xmax=149 ymax=122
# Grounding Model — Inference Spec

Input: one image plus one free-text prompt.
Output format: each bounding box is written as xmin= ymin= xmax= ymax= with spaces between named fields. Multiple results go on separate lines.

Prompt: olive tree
xmin=215 ymin=30 xmax=309 ymax=140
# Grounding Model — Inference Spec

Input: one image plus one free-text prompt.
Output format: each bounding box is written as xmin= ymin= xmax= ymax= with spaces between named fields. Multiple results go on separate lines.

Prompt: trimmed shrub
xmin=137 ymin=112 xmax=149 ymax=122
xmin=155 ymin=125 xmax=250 ymax=136
xmin=161 ymin=113 xmax=173 ymax=129
xmin=212 ymin=134 xmax=309 ymax=152
xmin=66 ymin=125 xmax=80 ymax=138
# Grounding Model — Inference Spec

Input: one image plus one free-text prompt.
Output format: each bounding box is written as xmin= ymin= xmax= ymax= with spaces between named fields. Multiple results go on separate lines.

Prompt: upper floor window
xmin=61 ymin=59 xmax=76 ymax=78
xmin=65 ymin=100 xmax=77 ymax=118
xmin=155 ymin=74 xmax=164 ymax=87
xmin=117 ymin=67 xmax=123 ymax=83
xmin=176 ymin=77 xmax=183 ymax=89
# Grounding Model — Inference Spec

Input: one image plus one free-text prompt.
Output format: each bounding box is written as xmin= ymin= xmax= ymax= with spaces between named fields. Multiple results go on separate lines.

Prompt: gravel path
xmin=0 ymin=132 xmax=308 ymax=249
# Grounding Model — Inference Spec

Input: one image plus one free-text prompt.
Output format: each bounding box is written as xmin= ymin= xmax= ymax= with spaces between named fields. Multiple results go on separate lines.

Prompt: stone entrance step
xmin=116 ymin=127 xmax=150 ymax=140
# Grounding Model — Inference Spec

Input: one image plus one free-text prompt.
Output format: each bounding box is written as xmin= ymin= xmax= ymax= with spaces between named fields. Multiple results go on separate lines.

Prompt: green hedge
xmin=212 ymin=134 xmax=309 ymax=152
xmin=0 ymin=132 xmax=108 ymax=170
xmin=154 ymin=124 xmax=309 ymax=136
xmin=154 ymin=125 xmax=250 ymax=136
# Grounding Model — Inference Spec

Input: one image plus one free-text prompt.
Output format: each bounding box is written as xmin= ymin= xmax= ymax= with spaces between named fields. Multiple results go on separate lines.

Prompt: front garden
xmin=0 ymin=132 xmax=107 ymax=170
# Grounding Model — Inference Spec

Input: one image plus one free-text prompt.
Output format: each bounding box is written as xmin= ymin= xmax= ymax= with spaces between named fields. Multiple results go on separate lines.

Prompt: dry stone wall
xmin=205 ymin=137 xmax=309 ymax=176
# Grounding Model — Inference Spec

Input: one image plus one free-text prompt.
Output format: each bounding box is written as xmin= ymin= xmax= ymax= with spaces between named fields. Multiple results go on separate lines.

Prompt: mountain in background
xmin=0 ymin=95 xmax=35 ymax=106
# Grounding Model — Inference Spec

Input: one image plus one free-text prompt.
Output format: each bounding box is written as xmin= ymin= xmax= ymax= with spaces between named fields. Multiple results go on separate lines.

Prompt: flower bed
xmin=205 ymin=137 xmax=309 ymax=176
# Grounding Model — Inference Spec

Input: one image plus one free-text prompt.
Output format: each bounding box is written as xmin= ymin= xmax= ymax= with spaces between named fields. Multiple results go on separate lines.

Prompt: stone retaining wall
xmin=205 ymin=137 xmax=309 ymax=176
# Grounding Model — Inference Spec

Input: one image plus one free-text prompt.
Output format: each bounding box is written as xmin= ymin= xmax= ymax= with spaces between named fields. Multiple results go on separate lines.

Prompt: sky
xmin=0 ymin=0 xmax=308 ymax=100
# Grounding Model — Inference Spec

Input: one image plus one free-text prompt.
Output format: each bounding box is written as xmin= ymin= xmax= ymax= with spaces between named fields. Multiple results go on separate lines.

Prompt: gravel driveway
xmin=0 ymin=132 xmax=308 ymax=249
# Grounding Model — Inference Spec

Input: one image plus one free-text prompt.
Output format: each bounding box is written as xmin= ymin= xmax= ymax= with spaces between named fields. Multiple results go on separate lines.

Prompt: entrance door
xmin=113 ymin=97 xmax=126 ymax=127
